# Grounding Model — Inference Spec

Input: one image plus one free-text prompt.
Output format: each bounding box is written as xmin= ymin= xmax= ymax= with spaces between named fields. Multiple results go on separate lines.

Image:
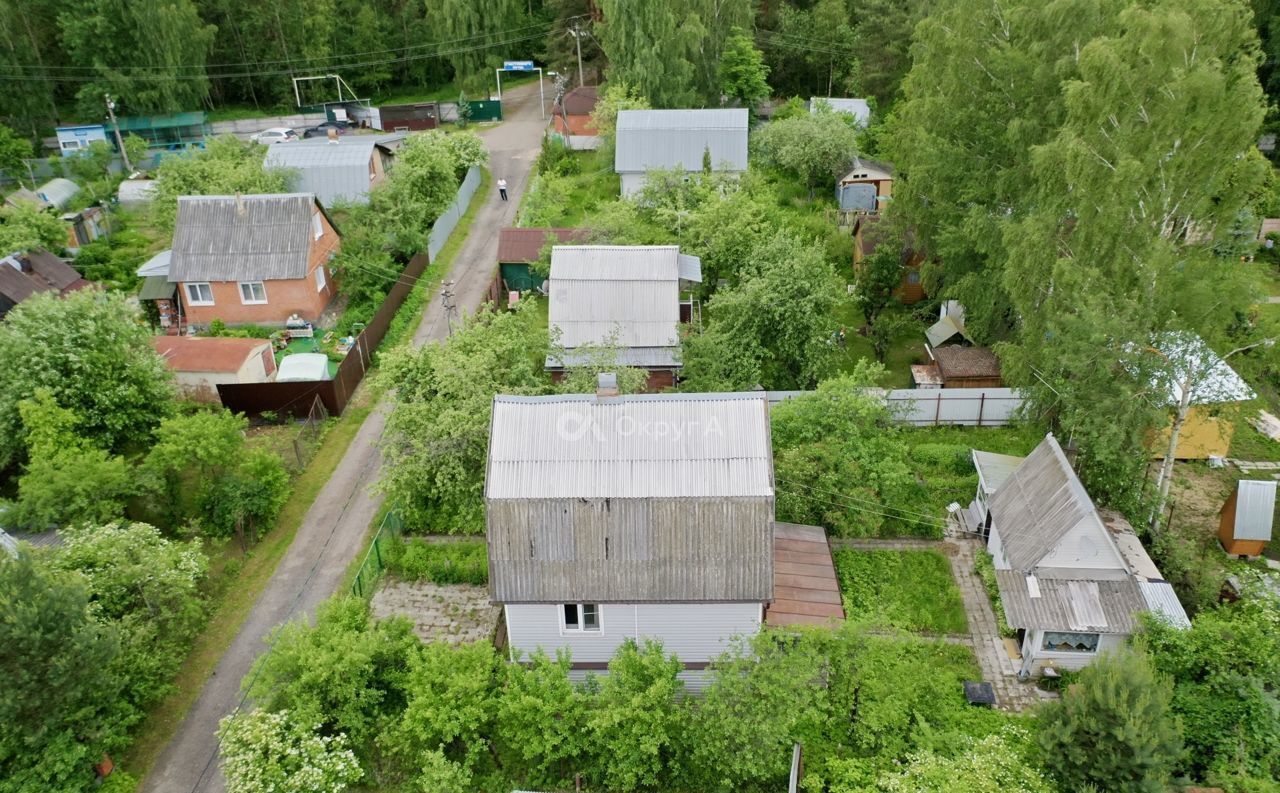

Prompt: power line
xmin=776 ymin=477 xmax=950 ymax=529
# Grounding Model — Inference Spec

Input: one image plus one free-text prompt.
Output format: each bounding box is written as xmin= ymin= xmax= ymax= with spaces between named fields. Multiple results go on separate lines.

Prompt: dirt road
xmin=141 ymin=82 xmax=548 ymax=793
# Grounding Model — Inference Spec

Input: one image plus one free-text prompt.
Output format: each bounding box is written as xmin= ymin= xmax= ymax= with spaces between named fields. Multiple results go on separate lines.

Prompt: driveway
xmin=140 ymin=82 xmax=547 ymax=793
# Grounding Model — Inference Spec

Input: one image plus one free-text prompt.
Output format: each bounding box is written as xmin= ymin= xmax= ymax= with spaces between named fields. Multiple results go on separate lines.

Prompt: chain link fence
xmin=350 ymin=511 xmax=404 ymax=599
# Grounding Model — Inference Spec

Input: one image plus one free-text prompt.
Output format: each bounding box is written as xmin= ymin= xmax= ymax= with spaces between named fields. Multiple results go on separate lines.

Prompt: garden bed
xmin=833 ymin=548 xmax=969 ymax=635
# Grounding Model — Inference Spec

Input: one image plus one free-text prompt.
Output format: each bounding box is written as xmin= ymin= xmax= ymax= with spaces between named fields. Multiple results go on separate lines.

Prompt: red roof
xmin=152 ymin=336 xmax=271 ymax=374
xmin=765 ymin=523 xmax=846 ymax=627
xmin=497 ymin=228 xmax=586 ymax=263
xmin=560 ymin=85 xmax=599 ymax=116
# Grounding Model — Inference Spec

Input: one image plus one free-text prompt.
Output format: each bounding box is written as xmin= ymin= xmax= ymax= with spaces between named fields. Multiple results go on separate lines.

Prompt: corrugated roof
xmin=973 ymin=450 xmax=1025 ymax=494
xmin=996 ymin=571 xmax=1146 ymax=633
xmin=136 ymin=249 xmax=171 ymax=277
xmin=677 ymin=253 xmax=702 ymax=283
xmin=152 ymin=336 xmax=270 ymax=373
xmin=1139 ymin=581 xmax=1191 ymax=628
xmin=546 ymin=346 xmax=681 ymax=370
xmin=810 ymin=97 xmax=871 ymax=125
xmin=987 ymin=434 xmax=1111 ymax=571
xmin=615 ymin=109 xmax=748 ymax=174
xmin=264 ymin=139 xmax=397 ymax=206
xmin=926 ymin=314 xmax=972 ymax=348
xmin=485 ymin=391 xmax=775 ymax=603
xmin=765 ymin=522 xmax=844 ymax=626
xmin=169 ymin=193 xmax=323 ymax=282
xmin=138 ymin=275 xmax=175 ymax=301
xmin=117 ymin=178 xmax=156 ymax=205
xmin=933 ymin=345 xmax=1001 ymax=380
xmin=1232 ymin=480 xmax=1276 ymax=541
xmin=487 ymin=392 xmax=774 ymax=499
xmin=560 ymin=85 xmax=599 ymax=116
xmin=497 ymin=228 xmax=584 ymax=263
xmin=548 ymin=245 xmax=683 ymax=353
xmin=1154 ymin=332 xmax=1255 ymax=405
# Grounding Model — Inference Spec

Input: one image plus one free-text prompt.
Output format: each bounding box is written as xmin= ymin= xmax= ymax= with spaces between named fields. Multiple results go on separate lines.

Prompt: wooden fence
xmin=216 ymin=252 xmax=429 ymax=417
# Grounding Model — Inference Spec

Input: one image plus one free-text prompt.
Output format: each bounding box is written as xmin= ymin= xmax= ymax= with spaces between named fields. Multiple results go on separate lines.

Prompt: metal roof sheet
xmin=614 ymin=109 xmax=748 ymax=174
xmin=138 ymin=275 xmax=175 ymax=301
xmin=497 ymin=228 xmax=584 ymax=263
xmin=136 ymin=249 xmax=171 ymax=277
xmin=169 ymin=193 xmax=322 ymax=282
xmin=677 ymin=253 xmax=702 ymax=283
xmin=996 ymin=571 xmax=1146 ymax=633
xmin=276 ymin=352 xmax=331 ymax=382
xmin=152 ymin=335 xmax=270 ymax=373
xmin=987 ymin=434 xmax=1113 ymax=571
xmin=546 ymin=346 xmax=681 ymax=370
xmin=486 ymin=392 xmax=774 ymax=499
xmin=926 ymin=315 xmax=972 ymax=348
xmin=36 ymin=178 xmax=80 ymax=210
xmin=548 ymin=246 xmax=683 ymax=352
xmin=1233 ymin=480 xmax=1276 ymax=541
xmin=1138 ymin=580 xmax=1191 ymax=628
xmin=264 ymin=139 xmax=394 ymax=206
xmin=973 ymin=450 xmax=1025 ymax=494
xmin=1154 ymin=332 xmax=1255 ymax=405
xmin=810 ymin=98 xmax=871 ymax=125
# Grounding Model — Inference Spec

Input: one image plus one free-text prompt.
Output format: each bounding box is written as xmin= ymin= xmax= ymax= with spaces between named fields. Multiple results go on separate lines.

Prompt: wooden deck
xmin=765 ymin=522 xmax=846 ymax=627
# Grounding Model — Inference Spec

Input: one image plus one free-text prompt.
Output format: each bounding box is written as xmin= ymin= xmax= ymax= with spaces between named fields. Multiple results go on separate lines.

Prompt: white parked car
xmin=249 ymin=127 xmax=298 ymax=144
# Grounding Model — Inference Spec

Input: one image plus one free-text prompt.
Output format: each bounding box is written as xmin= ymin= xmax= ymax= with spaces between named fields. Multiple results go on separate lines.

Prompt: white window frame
xmin=560 ymin=603 xmax=602 ymax=635
xmin=185 ymin=282 xmax=214 ymax=306
xmin=312 ymin=212 xmax=324 ymax=240
xmin=314 ymin=265 xmax=327 ymax=292
xmin=238 ymin=281 xmax=268 ymax=305
xmin=1041 ymin=631 xmax=1100 ymax=654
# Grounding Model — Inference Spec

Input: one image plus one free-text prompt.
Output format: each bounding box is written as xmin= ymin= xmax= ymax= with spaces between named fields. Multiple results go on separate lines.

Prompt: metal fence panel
xmin=427 ymin=165 xmax=481 ymax=261
xmin=351 ymin=511 xmax=404 ymax=598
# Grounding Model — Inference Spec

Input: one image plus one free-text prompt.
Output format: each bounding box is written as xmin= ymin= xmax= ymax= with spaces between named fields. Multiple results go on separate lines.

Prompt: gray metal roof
xmin=996 ymin=571 xmax=1146 ymax=633
xmin=810 ymin=98 xmax=871 ymax=125
xmin=136 ymin=249 xmax=171 ymax=277
xmin=37 ymin=178 xmax=80 ymax=210
xmin=486 ymin=392 xmax=774 ymax=499
xmin=926 ymin=315 xmax=972 ymax=348
xmin=117 ymin=178 xmax=156 ymax=206
xmin=614 ymin=109 xmax=748 ymax=174
xmin=972 ymin=450 xmax=1025 ymax=495
xmin=987 ymin=434 xmax=1110 ymax=571
xmin=677 ymin=253 xmax=702 ymax=283
xmin=0 ymin=529 xmax=15 ymax=557
xmin=1153 ymin=332 xmax=1255 ymax=405
xmin=485 ymin=391 xmax=775 ymax=603
xmin=1231 ymin=480 xmax=1276 ymax=541
xmin=169 ymin=193 xmax=325 ymax=282
xmin=1138 ymin=580 xmax=1191 ymax=628
xmin=138 ymin=275 xmax=175 ymax=301
xmin=546 ymin=346 xmax=681 ymax=370
xmin=548 ymin=245 xmax=683 ymax=353
xmin=264 ymin=138 xmax=397 ymax=206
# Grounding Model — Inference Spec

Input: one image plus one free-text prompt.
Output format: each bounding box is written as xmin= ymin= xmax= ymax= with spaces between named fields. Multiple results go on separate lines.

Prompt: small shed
xmin=118 ymin=177 xmax=157 ymax=208
xmin=276 ymin=352 xmax=332 ymax=382
xmin=497 ymin=227 xmax=586 ymax=292
xmin=930 ymin=345 xmax=1003 ymax=389
xmin=1218 ymin=479 xmax=1276 ymax=557
xmin=614 ymin=109 xmax=749 ymax=196
xmin=152 ymin=336 xmax=276 ymax=402
xmin=264 ymin=136 xmax=401 ymax=206
xmin=37 ymin=178 xmax=80 ymax=211
xmin=553 ymin=86 xmax=599 ymax=136
xmin=55 ymin=124 xmax=108 ymax=156
xmin=837 ymin=158 xmax=893 ymax=207
xmin=377 ymin=102 xmax=440 ymax=131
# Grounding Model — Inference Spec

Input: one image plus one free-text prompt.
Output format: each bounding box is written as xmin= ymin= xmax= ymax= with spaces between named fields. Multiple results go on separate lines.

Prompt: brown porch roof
xmin=765 ymin=522 xmax=845 ymax=627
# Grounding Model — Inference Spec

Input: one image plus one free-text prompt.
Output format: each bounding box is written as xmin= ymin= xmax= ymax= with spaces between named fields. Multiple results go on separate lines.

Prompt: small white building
xmin=614 ymin=109 xmax=748 ymax=197
xmin=152 ymin=336 xmax=276 ymax=403
xmin=486 ymin=386 xmax=826 ymax=690
xmin=810 ymin=97 xmax=871 ymax=127
xmin=968 ymin=433 xmax=1189 ymax=678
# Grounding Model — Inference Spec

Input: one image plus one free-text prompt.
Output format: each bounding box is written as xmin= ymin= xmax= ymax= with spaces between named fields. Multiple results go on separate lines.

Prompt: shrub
xmin=973 ymin=550 xmax=1015 ymax=638
xmin=385 ymin=539 xmax=488 ymax=585
xmin=833 ymin=549 xmax=968 ymax=634
xmin=909 ymin=443 xmax=972 ymax=475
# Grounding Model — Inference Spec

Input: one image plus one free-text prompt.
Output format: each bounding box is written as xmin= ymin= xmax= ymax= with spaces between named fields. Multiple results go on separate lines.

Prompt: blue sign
xmin=503 ymin=60 xmax=535 ymax=72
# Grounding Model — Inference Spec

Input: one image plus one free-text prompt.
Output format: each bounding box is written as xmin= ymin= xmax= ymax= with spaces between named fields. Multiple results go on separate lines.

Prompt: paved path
xmin=141 ymin=82 xmax=547 ymax=793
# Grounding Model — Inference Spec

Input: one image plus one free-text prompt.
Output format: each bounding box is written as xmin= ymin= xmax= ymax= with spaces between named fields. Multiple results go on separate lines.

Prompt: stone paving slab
xmin=371 ymin=580 xmax=500 ymax=645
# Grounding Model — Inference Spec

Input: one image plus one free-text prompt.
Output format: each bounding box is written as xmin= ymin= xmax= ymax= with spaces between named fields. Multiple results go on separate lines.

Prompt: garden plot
xmin=833 ymin=547 xmax=969 ymax=635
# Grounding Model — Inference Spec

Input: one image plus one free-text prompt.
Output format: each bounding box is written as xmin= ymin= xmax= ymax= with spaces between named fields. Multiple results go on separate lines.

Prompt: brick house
xmin=169 ymin=193 xmax=339 ymax=327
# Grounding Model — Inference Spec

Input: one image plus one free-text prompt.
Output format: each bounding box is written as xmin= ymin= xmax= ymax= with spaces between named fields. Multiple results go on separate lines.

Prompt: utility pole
xmin=440 ymin=280 xmax=458 ymax=334
xmin=569 ymin=23 xmax=585 ymax=88
xmin=104 ymin=94 xmax=133 ymax=173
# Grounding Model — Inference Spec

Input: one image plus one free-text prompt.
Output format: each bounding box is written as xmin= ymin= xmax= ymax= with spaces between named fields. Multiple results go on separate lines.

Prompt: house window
xmin=312 ymin=212 xmax=323 ymax=240
xmin=906 ymin=270 xmax=921 ymax=285
xmin=1042 ymin=632 xmax=1099 ymax=653
xmin=238 ymin=281 xmax=268 ymax=304
xmin=562 ymin=603 xmax=601 ymax=633
xmin=314 ymin=266 xmax=327 ymax=292
xmin=185 ymin=282 xmax=214 ymax=305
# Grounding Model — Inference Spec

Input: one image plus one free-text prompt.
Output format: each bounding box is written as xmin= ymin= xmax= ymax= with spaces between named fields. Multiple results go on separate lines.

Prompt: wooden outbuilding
xmin=1218 ymin=479 xmax=1276 ymax=557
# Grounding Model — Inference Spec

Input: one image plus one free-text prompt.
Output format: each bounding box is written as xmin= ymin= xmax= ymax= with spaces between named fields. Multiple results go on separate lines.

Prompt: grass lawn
xmin=831 ymin=300 xmax=924 ymax=388
xmin=519 ymin=149 xmax=619 ymax=228
xmin=903 ymin=424 xmax=1044 ymax=528
xmin=833 ymin=548 xmax=969 ymax=635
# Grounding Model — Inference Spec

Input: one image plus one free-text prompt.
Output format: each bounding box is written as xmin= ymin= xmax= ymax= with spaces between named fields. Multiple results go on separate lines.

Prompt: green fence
xmin=350 ymin=510 xmax=403 ymax=598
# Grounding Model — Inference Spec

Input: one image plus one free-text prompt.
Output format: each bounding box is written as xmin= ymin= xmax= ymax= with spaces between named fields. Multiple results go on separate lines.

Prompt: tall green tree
xmin=58 ymin=0 xmax=215 ymax=116
xmin=0 ymin=123 xmax=32 ymax=182
xmin=426 ymin=0 xmax=524 ymax=90
xmin=0 ymin=201 xmax=69 ymax=253
xmin=0 ymin=0 xmax=63 ymax=137
xmin=1039 ymin=648 xmax=1183 ymax=793
xmin=219 ymin=710 xmax=362 ymax=793
xmin=598 ymin=0 xmax=707 ymax=107
xmin=0 ymin=289 xmax=174 ymax=469
xmin=0 ymin=553 xmax=123 ymax=793
xmin=717 ymin=27 xmax=771 ymax=111
xmin=761 ymin=0 xmax=859 ymax=98
xmin=851 ymin=0 xmax=929 ymax=106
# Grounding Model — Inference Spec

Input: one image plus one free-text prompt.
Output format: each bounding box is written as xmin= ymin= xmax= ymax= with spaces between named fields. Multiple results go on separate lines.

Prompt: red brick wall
xmin=179 ymin=211 xmax=339 ymax=326
xmin=553 ymin=113 xmax=597 ymax=136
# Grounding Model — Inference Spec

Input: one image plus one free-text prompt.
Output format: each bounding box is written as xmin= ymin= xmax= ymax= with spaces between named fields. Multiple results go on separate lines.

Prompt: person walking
xmin=498 ymin=178 xmax=508 ymax=201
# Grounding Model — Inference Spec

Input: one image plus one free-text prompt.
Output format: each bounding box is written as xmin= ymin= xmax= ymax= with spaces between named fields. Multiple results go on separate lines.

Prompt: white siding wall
xmin=619 ymin=172 xmax=647 ymax=197
xmin=505 ymin=602 xmax=761 ymax=665
xmin=1040 ymin=518 xmax=1127 ymax=571
xmin=988 ymin=526 xmax=1008 ymax=569
xmin=1022 ymin=630 xmax=1127 ymax=675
